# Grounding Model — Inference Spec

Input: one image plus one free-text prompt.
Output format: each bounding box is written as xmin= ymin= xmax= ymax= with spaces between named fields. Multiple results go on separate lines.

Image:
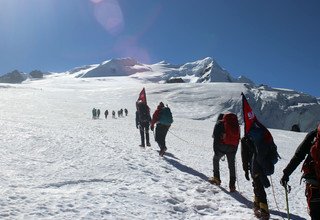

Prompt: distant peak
xmin=158 ymin=60 xmax=169 ymax=64
xmin=102 ymin=57 xmax=140 ymax=66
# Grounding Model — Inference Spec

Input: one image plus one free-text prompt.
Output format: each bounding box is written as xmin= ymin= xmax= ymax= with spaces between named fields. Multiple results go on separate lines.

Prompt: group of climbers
xmin=134 ymin=88 xmax=319 ymax=220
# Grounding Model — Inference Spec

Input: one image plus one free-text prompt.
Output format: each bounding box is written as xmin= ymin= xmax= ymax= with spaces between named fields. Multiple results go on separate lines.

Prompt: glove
xmin=136 ymin=124 xmax=139 ymax=129
xmin=280 ymin=174 xmax=289 ymax=187
xmin=245 ymin=170 xmax=250 ymax=181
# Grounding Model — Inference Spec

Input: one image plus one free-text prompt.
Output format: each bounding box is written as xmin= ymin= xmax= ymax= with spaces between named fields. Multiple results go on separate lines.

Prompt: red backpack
xmin=311 ymin=125 xmax=320 ymax=184
xmin=221 ymin=113 xmax=240 ymax=146
xmin=302 ymin=124 xmax=320 ymax=185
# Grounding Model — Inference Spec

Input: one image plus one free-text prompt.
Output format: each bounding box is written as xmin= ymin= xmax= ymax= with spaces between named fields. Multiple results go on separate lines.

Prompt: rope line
xmin=168 ymin=130 xmax=190 ymax=143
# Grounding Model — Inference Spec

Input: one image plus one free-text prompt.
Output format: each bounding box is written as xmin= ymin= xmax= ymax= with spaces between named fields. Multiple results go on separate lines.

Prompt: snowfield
xmin=0 ymin=74 xmax=309 ymax=219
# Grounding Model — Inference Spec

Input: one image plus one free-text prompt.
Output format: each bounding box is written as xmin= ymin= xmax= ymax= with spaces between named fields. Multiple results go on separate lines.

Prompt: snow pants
xmin=155 ymin=124 xmax=170 ymax=150
xmin=252 ymin=174 xmax=268 ymax=213
xmin=139 ymin=121 xmax=150 ymax=146
xmin=306 ymin=183 xmax=320 ymax=220
xmin=213 ymin=144 xmax=237 ymax=187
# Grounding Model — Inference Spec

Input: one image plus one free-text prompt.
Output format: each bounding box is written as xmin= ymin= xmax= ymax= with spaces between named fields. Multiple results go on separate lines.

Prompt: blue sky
xmin=0 ymin=0 xmax=319 ymax=96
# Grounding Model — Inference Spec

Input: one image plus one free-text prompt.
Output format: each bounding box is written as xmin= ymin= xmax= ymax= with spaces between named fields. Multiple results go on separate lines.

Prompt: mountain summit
xmin=77 ymin=57 xmax=253 ymax=84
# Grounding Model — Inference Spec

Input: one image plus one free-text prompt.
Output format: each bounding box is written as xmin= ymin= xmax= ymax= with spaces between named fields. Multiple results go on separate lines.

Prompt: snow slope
xmin=69 ymin=57 xmax=320 ymax=132
xmin=0 ymin=75 xmax=309 ymax=219
xmin=3 ymin=57 xmax=319 ymax=131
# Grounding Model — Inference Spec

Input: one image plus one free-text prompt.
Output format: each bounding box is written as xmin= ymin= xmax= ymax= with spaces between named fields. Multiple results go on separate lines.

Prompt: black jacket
xmin=283 ymin=129 xmax=317 ymax=183
xmin=213 ymin=120 xmax=224 ymax=147
xmin=241 ymin=136 xmax=254 ymax=172
xmin=135 ymin=110 xmax=151 ymax=128
xmin=241 ymin=136 xmax=271 ymax=187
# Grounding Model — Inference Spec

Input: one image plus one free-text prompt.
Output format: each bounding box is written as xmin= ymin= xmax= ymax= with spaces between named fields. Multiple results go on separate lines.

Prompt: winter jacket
xmin=241 ymin=136 xmax=253 ymax=172
xmin=135 ymin=111 xmax=151 ymax=128
xmin=241 ymin=136 xmax=270 ymax=187
xmin=151 ymin=105 xmax=163 ymax=129
xmin=212 ymin=120 xmax=224 ymax=147
xmin=283 ymin=129 xmax=318 ymax=185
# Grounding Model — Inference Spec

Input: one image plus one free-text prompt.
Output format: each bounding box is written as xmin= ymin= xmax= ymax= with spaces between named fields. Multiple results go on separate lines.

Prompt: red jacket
xmin=151 ymin=105 xmax=163 ymax=128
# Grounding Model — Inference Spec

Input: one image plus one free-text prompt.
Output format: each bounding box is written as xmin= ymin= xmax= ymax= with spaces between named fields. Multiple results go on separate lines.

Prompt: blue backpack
xmin=159 ymin=107 xmax=173 ymax=125
xmin=249 ymin=126 xmax=279 ymax=176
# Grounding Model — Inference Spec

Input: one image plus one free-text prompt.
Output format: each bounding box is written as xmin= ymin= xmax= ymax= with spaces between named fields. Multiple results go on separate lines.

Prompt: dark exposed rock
xmin=0 ymin=70 xmax=26 ymax=84
xmin=166 ymin=78 xmax=185 ymax=83
xmin=29 ymin=70 xmax=44 ymax=79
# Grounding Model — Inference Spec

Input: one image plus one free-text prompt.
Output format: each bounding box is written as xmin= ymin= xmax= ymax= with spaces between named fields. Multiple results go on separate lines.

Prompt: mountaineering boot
xmin=139 ymin=144 xmax=145 ymax=147
xmin=254 ymin=203 xmax=270 ymax=220
xmin=259 ymin=211 xmax=270 ymax=220
xmin=254 ymin=209 xmax=261 ymax=218
xmin=253 ymin=201 xmax=260 ymax=216
xmin=159 ymin=146 xmax=167 ymax=156
xmin=208 ymin=176 xmax=221 ymax=186
xmin=229 ymin=185 xmax=236 ymax=192
xmin=254 ymin=209 xmax=270 ymax=220
xmin=146 ymin=142 xmax=151 ymax=147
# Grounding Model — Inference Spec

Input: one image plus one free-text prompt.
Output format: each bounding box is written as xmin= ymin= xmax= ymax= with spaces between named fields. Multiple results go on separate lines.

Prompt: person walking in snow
xmin=112 ymin=110 xmax=116 ymax=118
xmin=97 ymin=109 xmax=100 ymax=119
xmin=135 ymin=100 xmax=151 ymax=147
xmin=92 ymin=108 xmax=97 ymax=119
xmin=241 ymin=135 xmax=270 ymax=219
xmin=209 ymin=113 xmax=240 ymax=193
xmin=280 ymin=125 xmax=320 ymax=220
xmin=150 ymin=102 xmax=173 ymax=156
xmin=124 ymin=108 xmax=128 ymax=116
xmin=104 ymin=109 xmax=109 ymax=119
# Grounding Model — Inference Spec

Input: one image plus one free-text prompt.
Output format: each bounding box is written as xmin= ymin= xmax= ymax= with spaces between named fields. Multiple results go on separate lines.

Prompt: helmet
xmin=159 ymin=102 xmax=164 ymax=108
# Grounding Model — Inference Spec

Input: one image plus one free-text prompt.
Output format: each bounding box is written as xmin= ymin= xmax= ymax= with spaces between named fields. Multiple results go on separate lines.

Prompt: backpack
xmin=248 ymin=124 xmax=279 ymax=176
xmin=302 ymin=124 xmax=320 ymax=184
xmin=138 ymin=103 xmax=150 ymax=122
xmin=159 ymin=107 xmax=173 ymax=125
xmin=221 ymin=113 xmax=240 ymax=146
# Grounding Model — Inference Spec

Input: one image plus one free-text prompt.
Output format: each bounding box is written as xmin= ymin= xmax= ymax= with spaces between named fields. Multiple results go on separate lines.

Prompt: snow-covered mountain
xmin=0 ymin=70 xmax=27 ymax=83
xmin=65 ymin=57 xmax=319 ymax=132
xmin=1 ymin=57 xmax=319 ymax=131
xmin=76 ymin=58 xmax=151 ymax=78
xmin=77 ymin=57 xmax=253 ymax=84
xmin=0 ymin=70 xmax=48 ymax=83
xmin=242 ymin=84 xmax=320 ymax=132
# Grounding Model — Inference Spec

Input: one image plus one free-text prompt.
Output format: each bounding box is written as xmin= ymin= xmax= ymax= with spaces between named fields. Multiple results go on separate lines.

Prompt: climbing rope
xmin=168 ymin=129 xmax=190 ymax=143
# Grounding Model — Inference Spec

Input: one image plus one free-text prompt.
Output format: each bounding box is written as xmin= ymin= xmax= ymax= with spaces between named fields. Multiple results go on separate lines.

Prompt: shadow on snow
xmin=164 ymin=157 xmax=306 ymax=220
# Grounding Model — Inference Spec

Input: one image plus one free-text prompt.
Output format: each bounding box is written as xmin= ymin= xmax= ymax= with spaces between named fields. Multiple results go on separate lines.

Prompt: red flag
xmin=242 ymin=93 xmax=274 ymax=142
xmin=242 ymin=93 xmax=257 ymax=134
xmin=137 ymin=88 xmax=147 ymax=104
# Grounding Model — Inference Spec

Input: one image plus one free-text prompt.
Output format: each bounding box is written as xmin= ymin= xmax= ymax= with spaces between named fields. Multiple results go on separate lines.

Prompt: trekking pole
xmin=270 ymin=176 xmax=286 ymax=220
xmin=284 ymin=183 xmax=291 ymax=220
xmin=235 ymin=157 xmax=241 ymax=192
